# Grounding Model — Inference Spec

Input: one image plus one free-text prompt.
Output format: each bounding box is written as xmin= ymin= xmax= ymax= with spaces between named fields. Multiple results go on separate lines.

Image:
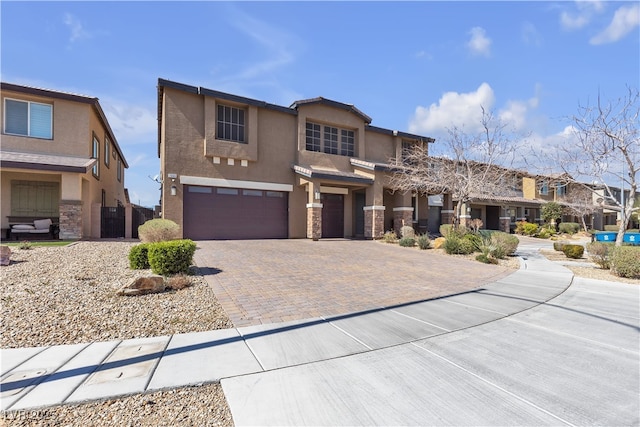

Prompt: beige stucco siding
xmin=363 ymin=131 xmax=396 ymax=163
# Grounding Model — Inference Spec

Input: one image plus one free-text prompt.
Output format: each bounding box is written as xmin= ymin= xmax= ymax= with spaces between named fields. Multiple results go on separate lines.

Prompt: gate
xmin=132 ymin=206 xmax=154 ymax=238
xmin=101 ymin=206 xmax=125 ymax=238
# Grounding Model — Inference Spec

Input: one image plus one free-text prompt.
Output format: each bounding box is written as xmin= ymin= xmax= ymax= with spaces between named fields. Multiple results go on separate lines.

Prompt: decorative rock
xmin=117 ymin=275 xmax=166 ymax=296
xmin=432 ymin=237 xmax=446 ymax=249
xmin=0 ymin=245 xmax=11 ymax=266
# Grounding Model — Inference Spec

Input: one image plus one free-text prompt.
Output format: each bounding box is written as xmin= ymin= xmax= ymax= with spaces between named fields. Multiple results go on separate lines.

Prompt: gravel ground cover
xmin=1 ymin=239 xmax=634 ymax=426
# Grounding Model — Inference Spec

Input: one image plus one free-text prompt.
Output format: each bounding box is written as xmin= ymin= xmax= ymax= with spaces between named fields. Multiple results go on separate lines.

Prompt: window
xmin=402 ymin=141 xmax=413 ymax=163
xmin=92 ymin=135 xmax=100 ymax=178
xmin=556 ymin=183 xmax=566 ymax=196
xmin=305 ymin=121 xmax=355 ymax=157
xmin=217 ymin=104 xmax=246 ymax=143
xmin=104 ymin=135 xmax=111 ymax=167
xmin=4 ymin=99 xmax=52 ymax=139
xmin=540 ymin=181 xmax=548 ymax=195
xmin=117 ymin=157 xmax=122 ymax=182
xmin=305 ymin=122 xmax=321 ymax=151
xmin=340 ymin=129 xmax=354 ymax=156
xmin=217 ymin=188 xmax=238 ymax=195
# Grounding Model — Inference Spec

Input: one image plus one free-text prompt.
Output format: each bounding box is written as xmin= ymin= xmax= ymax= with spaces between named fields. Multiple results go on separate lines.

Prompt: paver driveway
xmin=194 ymin=239 xmax=513 ymax=326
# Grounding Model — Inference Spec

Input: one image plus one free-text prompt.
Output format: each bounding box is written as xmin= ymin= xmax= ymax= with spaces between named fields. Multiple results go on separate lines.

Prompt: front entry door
xmin=321 ymin=194 xmax=344 ymax=238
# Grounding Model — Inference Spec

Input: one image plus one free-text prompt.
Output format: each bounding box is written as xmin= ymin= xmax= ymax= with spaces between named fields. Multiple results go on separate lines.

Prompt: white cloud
xmin=560 ymin=0 xmax=605 ymax=30
xmin=522 ymin=22 xmax=542 ymax=46
xmin=499 ymin=89 xmax=540 ymax=131
xmin=63 ymin=13 xmax=90 ymax=43
xmin=409 ymin=82 xmax=495 ymax=134
xmin=590 ymin=4 xmax=640 ymax=45
xmin=101 ymin=100 xmax=156 ymax=146
xmin=466 ymin=27 xmax=492 ymax=57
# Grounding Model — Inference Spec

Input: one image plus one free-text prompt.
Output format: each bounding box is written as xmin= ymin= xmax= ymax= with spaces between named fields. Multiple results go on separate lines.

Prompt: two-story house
xmin=0 ymin=82 xmax=129 ymax=239
xmin=157 ymin=79 xmax=435 ymax=240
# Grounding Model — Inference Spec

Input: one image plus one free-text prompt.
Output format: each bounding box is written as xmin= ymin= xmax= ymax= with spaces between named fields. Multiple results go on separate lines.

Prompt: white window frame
xmin=3 ymin=98 xmax=53 ymax=139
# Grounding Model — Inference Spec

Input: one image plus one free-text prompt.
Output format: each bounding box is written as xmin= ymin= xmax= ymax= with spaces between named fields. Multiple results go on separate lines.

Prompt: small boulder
xmin=0 ymin=246 xmax=11 ymax=266
xmin=432 ymin=237 xmax=446 ymax=249
xmin=117 ymin=275 xmax=165 ymax=296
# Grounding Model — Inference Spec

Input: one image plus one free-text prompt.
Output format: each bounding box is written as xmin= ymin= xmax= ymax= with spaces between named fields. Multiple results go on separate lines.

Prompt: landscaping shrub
xmin=553 ymin=241 xmax=568 ymax=252
xmin=443 ymin=234 xmax=475 ymax=255
xmin=382 ymin=230 xmax=398 ymax=243
xmin=439 ymin=224 xmax=453 ymax=237
xmin=462 ymin=233 xmax=482 ymax=250
xmin=148 ymin=239 xmax=196 ymax=275
xmin=138 ymin=219 xmax=181 ymax=243
xmin=562 ymin=244 xmax=584 ymax=259
xmin=476 ymin=253 xmax=499 ymax=264
xmin=400 ymin=225 xmax=415 ymax=239
xmin=586 ymin=242 xmax=612 ymax=269
xmin=417 ymin=234 xmax=431 ymax=250
xmin=515 ymin=221 xmax=538 ymax=236
xmin=432 ymin=237 xmax=446 ymax=249
xmin=536 ymin=229 xmax=552 ymax=239
xmin=604 ymin=225 xmax=619 ymax=232
xmin=610 ymin=246 xmax=640 ymax=279
xmin=399 ymin=237 xmax=416 ymax=247
xmin=559 ymin=222 xmax=580 ymax=235
xmin=490 ymin=232 xmax=519 ymax=258
xmin=129 ymin=243 xmax=151 ymax=269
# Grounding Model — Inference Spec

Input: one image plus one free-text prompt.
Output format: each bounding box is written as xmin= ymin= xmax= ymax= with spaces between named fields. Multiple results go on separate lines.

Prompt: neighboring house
xmin=0 ymin=82 xmax=129 ymax=239
xmin=157 ymin=78 xmax=435 ymax=240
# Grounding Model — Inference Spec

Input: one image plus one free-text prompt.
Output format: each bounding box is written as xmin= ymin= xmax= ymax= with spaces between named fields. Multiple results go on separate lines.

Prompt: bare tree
xmin=389 ymin=107 xmax=522 ymax=226
xmin=558 ymin=87 xmax=639 ymax=245
xmin=560 ymin=184 xmax=599 ymax=233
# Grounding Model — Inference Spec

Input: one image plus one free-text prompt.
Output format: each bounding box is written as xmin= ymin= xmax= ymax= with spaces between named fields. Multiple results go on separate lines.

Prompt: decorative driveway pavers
xmin=193 ymin=239 xmax=514 ymax=327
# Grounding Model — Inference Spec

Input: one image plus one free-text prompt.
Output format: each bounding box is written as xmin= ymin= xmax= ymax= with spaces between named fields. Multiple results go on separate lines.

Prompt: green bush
xmin=462 ymin=233 xmax=482 ymax=250
xmin=559 ymin=222 xmax=580 ymax=235
xmin=610 ymin=246 xmax=640 ymax=278
xmin=129 ymin=243 xmax=151 ymax=269
xmin=490 ymin=232 xmax=519 ymax=258
xmin=439 ymin=224 xmax=454 ymax=237
xmin=400 ymin=225 xmax=415 ymax=238
xmin=586 ymin=242 xmax=612 ymax=269
xmin=536 ymin=229 xmax=552 ymax=239
xmin=399 ymin=237 xmax=416 ymax=247
xmin=604 ymin=225 xmax=619 ymax=232
xmin=443 ymin=234 xmax=475 ymax=255
xmin=476 ymin=253 xmax=499 ymax=264
xmin=417 ymin=234 xmax=431 ymax=250
xmin=148 ymin=239 xmax=196 ymax=275
xmin=382 ymin=230 xmax=398 ymax=243
xmin=515 ymin=221 xmax=539 ymax=236
xmin=553 ymin=241 xmax=568 ymax=252
xmin=562 ymin=244 xmax=584 ymax=259
xmin=138 ymin=219 xmax=181 ymax=243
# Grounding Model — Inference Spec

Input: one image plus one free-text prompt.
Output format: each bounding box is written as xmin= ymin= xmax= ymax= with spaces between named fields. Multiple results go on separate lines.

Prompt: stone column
xmin=364 ymin=206 xmax=385 ymax=239
xmin=306 ymin=203 xmax=322 ymax=240
xmin=59 ymin=200 xmax=83 ymax=240
xmin=393 ymin=207 xmax=414 ymax=236
xmin=500 ymin=216 xmax=511 ymax=233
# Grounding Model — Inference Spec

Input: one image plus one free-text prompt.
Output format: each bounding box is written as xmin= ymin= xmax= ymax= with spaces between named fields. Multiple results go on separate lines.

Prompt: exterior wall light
xmin=314 ymin=189 xmax=321 ymax=200
xmin=170 ymin=185 xmax=177 ymax=196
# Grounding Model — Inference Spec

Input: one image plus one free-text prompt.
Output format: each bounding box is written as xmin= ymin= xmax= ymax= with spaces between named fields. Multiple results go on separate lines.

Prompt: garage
xmin=183 ymin=185 xmax=288 ymax=240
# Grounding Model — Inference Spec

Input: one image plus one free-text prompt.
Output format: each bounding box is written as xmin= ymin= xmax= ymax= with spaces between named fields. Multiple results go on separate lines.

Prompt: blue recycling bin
xmin=594 ymin=232 xmax=617 ymax=242
xmin=623 ymin=232 xmax=640 ymax=245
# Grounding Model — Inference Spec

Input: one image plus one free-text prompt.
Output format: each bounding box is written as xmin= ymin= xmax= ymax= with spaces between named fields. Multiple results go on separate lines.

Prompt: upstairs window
xmin=540 ymin=181 xmax=548 ymax=195
xmin=117 ymin=157 xmax=122 ymax=182
xmin=305 ymin=121 xmax=356 ymax=157
xmin=217 ymin=104 xmax=246 ymax=143
xmin=305 ymin=122 xmax=321 ymax=151
xmin=92 ymin=135 xmax=100 ymax=178
xmin=556 ymin=183 xmax=567 ymax=196
xmin=104 ymin=135 xmax=111 ymax=167
xmin=4 ymin=99 xmax=52 ymax=139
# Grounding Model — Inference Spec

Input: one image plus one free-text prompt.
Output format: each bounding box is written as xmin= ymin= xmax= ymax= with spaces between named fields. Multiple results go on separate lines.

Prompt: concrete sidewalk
xmin=2 ymin=245 xmax=572 ymax=411
xmin=2 ymin=244 xmax=637 ymax=425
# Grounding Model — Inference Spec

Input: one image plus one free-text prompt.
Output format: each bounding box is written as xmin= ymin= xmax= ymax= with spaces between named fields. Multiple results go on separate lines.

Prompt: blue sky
xmin=2 ymin=1 xmax=639 ymax=207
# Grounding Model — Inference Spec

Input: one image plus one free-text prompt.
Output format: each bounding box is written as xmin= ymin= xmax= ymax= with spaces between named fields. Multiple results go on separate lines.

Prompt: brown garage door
xmin=183 ymin=186 xmax=288 ymax=240
xmin=321 ymin=193 xmax=344 ymax=238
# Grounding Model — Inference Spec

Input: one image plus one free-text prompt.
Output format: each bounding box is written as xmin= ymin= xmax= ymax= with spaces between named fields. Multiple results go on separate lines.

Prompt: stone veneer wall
xmin=59 ymin=200 xmax=83 ymax=239
xmin=393 ymin=207 xmax=414 ymax=236
xmin=306 ymin=204 xmax=322 ymax=240
xmin=364 ymin=206 xmax=385 ymax=239
xmin=500 ymin=217 xmax=511 ymax=233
